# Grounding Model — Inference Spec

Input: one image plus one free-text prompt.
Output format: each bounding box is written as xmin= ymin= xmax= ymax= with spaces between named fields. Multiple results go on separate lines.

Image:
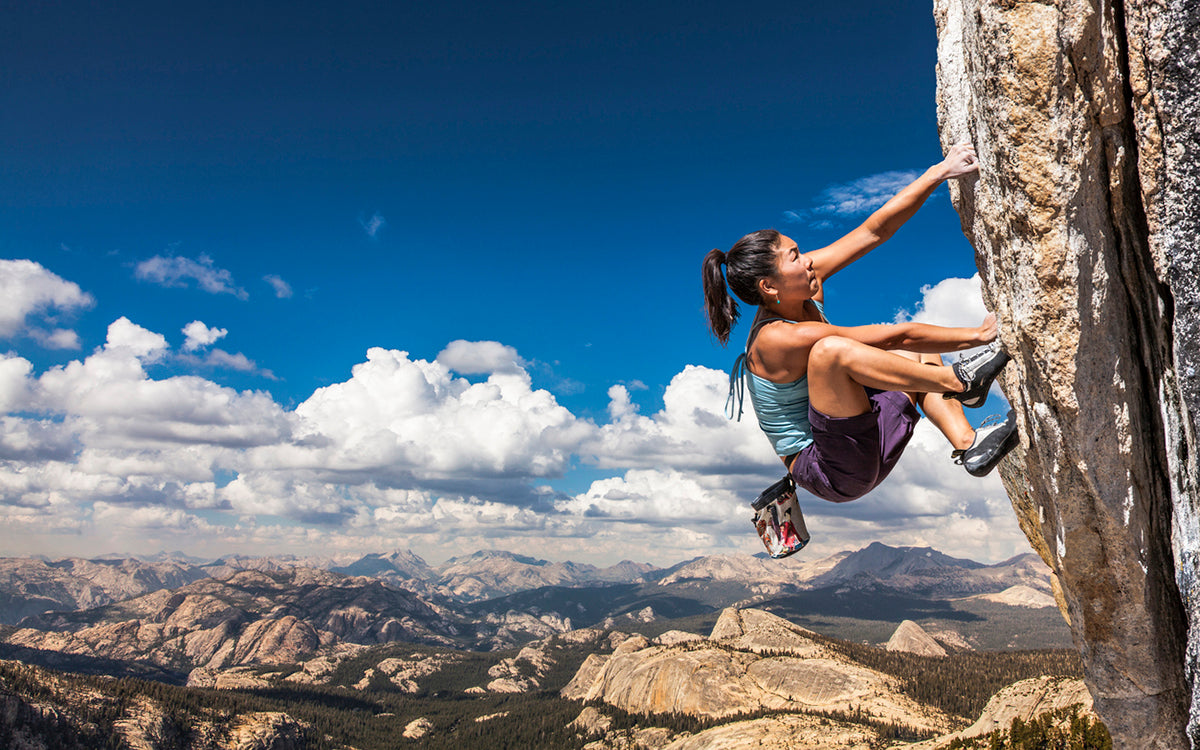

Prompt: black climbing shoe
xmin=953 ymin=409 xmax=1019 ymax=477
xmin=943 ymin=342 xmax=1010 ymax=408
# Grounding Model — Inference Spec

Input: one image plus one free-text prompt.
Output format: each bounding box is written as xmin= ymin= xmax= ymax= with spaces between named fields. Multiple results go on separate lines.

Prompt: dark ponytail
xmin=701 ymin=229 xmax=782 ymax=346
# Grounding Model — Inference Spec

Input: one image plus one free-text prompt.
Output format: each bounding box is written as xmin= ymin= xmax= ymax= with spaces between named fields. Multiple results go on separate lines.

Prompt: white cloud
xmin=134 ymin=254 xmax=248 ymax=300
xmin=784 ymin=170 xmax=923 ymax=227
xmin=278 ymin=346 xmax=594 ymax=481
xmin=35 ymin=318 xmax=289 ymax=448
xmin=895 ymin=274 xmax=988 ymax=328
xmin=103 ymin=317 xmax=169 ymax=360
xmin=585 ymin=365 xmax=776 ymax=475
xmin=558 ymin=469 xmax=743 ymax=526
xmin=263 ymin=274 xmax=293 ymax=299
xmin=32 ymin=328 xmax=82 ymax=350
xmin=0 ymin=355 xmax=33 ymax=413
xmin=0 ymin=259 xmax=94 ymax=341
xmin=0 ymin=278 xmax=1032 ymax=565
xmin=182 ymin=320 xmax=228 ymax=351
xmin=436 ymin=340 xmax=524 ymax=375
xmin=179 ymin=349 xmax=275 ymax=379
xmin=179 ymin=323 xmax=273 ymax=378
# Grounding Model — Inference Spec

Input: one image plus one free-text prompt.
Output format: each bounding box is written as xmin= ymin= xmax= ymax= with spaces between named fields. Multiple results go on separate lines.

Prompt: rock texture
xmin=659 ymin=714 xmax=878 ymax=750
xmin=903 ymin=676 xmax=1097 ymax=750
xmin=564 ymin=607 xmax=956 ymax=736
xmin=934 ymin=0 xmax=1200 ymax=746
xmin=886 ymin=621 xmax=948 ymax=658
xmin=0 ymin=660 xmax=310 ymax=749
xmin=0 ymin=557 xmax=208 ymax=624
xmin=5 ymin=568 xmax=462 ymax=673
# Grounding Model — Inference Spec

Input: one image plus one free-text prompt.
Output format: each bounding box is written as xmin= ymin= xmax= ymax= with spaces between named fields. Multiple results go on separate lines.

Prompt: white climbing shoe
xmin=944 ymin=341 xmax=1010 ymax=408
xmin=953 ymin=409 xmax=1019 ymax=477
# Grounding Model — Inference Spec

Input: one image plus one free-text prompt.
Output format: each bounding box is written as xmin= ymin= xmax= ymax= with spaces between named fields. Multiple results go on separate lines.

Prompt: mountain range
xmin=0 ymin=542 xmax=1092 ymax=748
xmin=0 ymin=543 xmax=1067 ymax=677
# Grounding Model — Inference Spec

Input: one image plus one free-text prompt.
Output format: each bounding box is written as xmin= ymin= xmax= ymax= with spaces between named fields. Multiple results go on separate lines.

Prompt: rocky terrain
xmin=0 ymin=542 xmax=1071 ymax=689
xmin=0 ymin=547 xmax=660 ymax=627
xmin=903 ymin=675 xmax=1096 ymax=750
xmin=332 ymin=549 xmax=657 ymax=603
xmin=5 ymin=567 xmax=465 ymax=676
xmin=0 ymin=542 xmax=1082 ymax=747
xmin=936 ymin=0 xmax=1200 ymax=744
xmin=0 ymin=659 xmax=311 ymax=749
xmin=560 ymin=609 xmax=1098 ymax=750
xmin=0 ymin=590 xmax=1102 ymax=749
xmin=565 ymin=608 xmax=959 ymax=733
xmin=886 ymin=621 xmax=948 ymax=658
xmin=0 ymin=557 xmax=209 ymax=625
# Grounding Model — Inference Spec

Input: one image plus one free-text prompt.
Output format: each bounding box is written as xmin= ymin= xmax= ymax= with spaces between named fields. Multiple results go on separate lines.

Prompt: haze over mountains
xmin=0 ymin=543 xmax=1064 ymax=668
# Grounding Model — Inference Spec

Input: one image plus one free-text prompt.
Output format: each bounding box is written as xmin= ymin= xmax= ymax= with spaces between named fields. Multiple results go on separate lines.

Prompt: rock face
xmin=0 ymin=660 xmax=310 ymax=749
xmin=0 ymin=557 xmax=209 ymax=624
xmin=934 ymin=1 xmax=1200 ymax=747
xmin=5 ymin=568 xmax=462 ymax=673
xmin=905 ymin=676 xmax=1097 ymax=750
xmin=564 ymin=607 xmax=956 ymax=736
xmin=886 ymin=620 xmax=948 ymax=658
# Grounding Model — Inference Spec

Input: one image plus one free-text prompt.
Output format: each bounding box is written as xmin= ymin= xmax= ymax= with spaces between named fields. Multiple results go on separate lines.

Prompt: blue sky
xmin=0 ymin=0 xmax=1025 ymax=565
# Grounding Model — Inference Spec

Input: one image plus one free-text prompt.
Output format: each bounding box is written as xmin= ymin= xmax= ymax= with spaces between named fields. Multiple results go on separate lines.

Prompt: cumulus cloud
xmin=0 ymin=278 xmax=1031 ymax=565
xmin=278 ymin=346 xmax=594 ymax=482
xmin=0 ymin=355 xmax=33 ymax=413
xmin=784 ymin=170 xmax=923 ymax=227
xmin=197 ymin=349 xmax=274 ymax=378
xmin=0 ymin=259 xmax=94 ymax=342
xmin=105 ymin=317 xmax=169 ymax=360
xmin=895 ymin=274 xmax=988 ymax=328
xmin=585 ymin=365 xmax=775 ymax=475
xmin=436 ymin=340 xmax=524 ymax=375
xmin=558 ymin=469 xmax=743 ymax=527
xmin=32 ymin=328 xmax=82 ymax=350
xmin=35 ymin=318 xmax=289 ymax=447
xmin=182 ymin=320 xmax=228 ymax=351
xmin=263 ymin=274 xmax=293 ymax=299
xmin=134 ymin=254 xmax=248 ymax=299
xmin=179 ymin=321 xmax=273 ymax=377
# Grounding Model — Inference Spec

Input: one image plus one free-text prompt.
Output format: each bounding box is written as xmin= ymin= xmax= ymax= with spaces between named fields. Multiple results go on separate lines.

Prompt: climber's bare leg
xmin=806 ymin=336 xmax=963 ymax=419
xmin=900 ymin=351 xmax=975 ymax=451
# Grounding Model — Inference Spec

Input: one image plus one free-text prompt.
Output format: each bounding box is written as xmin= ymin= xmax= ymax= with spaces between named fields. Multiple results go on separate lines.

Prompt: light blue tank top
xmin=726 ymin=300 xmax=826 ymax=457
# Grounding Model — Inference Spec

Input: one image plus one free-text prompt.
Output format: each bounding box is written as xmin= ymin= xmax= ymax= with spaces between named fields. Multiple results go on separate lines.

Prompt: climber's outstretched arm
xmin=807 ymin=143 xmax=979 ymax=282
xmin=757 ymin=313 xmax=998 ymax=370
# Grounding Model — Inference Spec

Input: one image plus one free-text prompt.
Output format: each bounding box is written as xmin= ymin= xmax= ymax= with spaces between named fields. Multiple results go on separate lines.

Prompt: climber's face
xmin=762 ymin=235 xmax=820 ymax=304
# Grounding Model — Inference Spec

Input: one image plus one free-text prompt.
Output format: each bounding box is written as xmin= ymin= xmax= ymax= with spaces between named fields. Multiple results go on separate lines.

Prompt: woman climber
xmin=702 ymin=143 xmax=1018 ymax=505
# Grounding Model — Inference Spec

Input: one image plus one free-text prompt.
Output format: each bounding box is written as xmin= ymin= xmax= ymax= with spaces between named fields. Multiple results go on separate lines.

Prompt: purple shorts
xmin=789 ymin=389 xmax=920 ymax=503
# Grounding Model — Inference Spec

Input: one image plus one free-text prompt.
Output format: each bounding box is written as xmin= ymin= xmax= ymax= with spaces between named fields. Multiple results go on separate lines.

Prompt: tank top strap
xmin=725 ymin=300 xmax=827 ymax=422
xmin=727 ymin=317 xmax=795 ymax=422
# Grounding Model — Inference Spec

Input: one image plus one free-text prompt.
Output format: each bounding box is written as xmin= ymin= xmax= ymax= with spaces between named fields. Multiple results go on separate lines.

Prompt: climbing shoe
xmin=943 ymin=342 xmax=1010 ymax=408
xmin=953 ymin=408 xmax=1019 ymax=477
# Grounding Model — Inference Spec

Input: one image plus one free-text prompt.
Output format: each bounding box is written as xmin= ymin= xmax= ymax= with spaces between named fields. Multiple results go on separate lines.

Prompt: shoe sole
xmin=966 ymin=427 xmax=1019 ymax=477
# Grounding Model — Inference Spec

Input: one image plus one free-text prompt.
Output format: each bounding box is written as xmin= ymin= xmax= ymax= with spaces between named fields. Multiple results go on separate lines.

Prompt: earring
xmin=775 ymin=298 xmax=782 ymax=305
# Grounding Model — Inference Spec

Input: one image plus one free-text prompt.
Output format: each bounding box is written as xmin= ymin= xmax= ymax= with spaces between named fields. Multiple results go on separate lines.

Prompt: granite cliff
xmin=934 ymin=0 xmax=1200 ymax=746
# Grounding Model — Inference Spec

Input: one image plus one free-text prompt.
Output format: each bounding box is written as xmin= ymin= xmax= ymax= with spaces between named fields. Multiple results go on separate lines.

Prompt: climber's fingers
xmin=942 ymin=142 xmax=979 ymax=178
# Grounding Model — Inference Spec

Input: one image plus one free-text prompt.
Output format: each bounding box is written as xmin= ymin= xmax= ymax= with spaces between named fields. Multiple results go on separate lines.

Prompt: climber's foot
xmin=953 ymin=409 xmax=1018 ymax=477
xmin=943 ymin=342 xmax=1010 ymax=408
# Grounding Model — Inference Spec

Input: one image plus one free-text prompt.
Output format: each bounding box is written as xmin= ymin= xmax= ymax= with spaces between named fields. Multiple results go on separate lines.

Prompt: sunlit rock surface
xmin=564 ymin=607 xmax=955 ymax=735
xmin=902 ymin=676 xmax=1096 ymax=750
xmin=935 ymin=0 xmax=1200 ymax=746
xmin=886 ymin=620 xmax=948 ymax=658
